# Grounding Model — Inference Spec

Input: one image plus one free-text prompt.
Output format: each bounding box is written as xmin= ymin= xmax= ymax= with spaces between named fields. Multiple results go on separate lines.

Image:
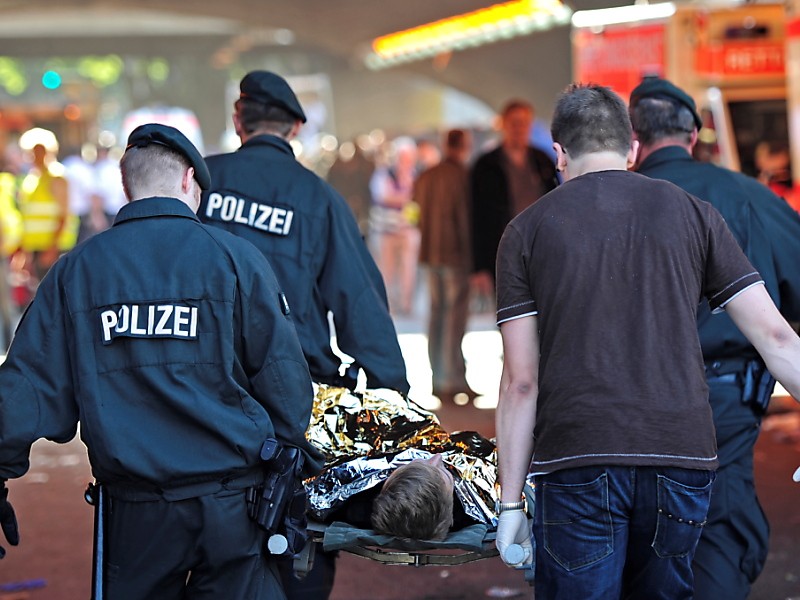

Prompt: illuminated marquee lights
xmin=571 ymin=2 xmax=675 ymax=28
xmin=365 ymin=0 xmax=572 ymax=70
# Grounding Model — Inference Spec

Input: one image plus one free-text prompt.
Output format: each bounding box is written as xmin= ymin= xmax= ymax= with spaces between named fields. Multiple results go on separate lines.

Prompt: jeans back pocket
xmin=652 ymin=472 xmax=714 ymax=558
xmin=542 ymin=472 xmax=613 ymax=571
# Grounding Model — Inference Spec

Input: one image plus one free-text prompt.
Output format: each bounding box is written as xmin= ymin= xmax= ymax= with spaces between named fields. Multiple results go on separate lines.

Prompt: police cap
xmin=239 ymin=70 xmax=307 ymax=123
xmin=126 ymin=123 xmax=211 ymax=190
xmin=629 ymin=76 xmax=703 ymax=130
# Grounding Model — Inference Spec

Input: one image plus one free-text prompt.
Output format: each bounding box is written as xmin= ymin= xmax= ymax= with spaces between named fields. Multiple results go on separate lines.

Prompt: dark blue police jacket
xmin=201 ymin=134 xmax=409 ymax=394
xmin=638 ymin=146 xmax=800 ymax=361
xmin=0 ymin=197 xmax=322 ymax=486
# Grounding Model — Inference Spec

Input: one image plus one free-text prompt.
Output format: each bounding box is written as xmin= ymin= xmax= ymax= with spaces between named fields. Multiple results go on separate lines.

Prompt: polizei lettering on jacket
xmin=100 ymin=303 xmax=199 ymax=345
xmin=205 ymin=192 xmax=294 ymax=236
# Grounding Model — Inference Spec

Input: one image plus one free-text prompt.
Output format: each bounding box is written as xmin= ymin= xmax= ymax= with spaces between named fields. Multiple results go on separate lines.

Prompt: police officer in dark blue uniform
xmin=200 ymin=70 xmax=409 ymax=396
xmin=0 ymin=124 xmax=322 ymax=600
xmin=630 ymin=77 xmax=800 ymax=600
xmin=200 ymin=70 xmax=410 ymax=600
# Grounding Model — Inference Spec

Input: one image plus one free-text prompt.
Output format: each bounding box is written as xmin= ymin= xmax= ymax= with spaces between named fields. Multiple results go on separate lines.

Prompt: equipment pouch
xmin=246 ymin=439 xmax=307 ymax=557
xmin=742 ymin=359 xmax=775 ymax=414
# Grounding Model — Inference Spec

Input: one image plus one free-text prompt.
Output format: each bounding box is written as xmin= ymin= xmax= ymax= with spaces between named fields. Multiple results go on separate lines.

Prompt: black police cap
xmin=239 ymin=70 xmax=307 ymax=123
xmin=630 ymin=76 xmax=703 ymax=130
xmin=126 ymin=123 xmax=211 ymax=190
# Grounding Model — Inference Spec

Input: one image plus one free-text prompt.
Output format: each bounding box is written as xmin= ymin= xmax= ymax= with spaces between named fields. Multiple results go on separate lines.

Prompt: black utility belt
xmin=705 ymin=372 xmax=738 ymax=386
xmin=102 ymin=470 xmax=265 ymax=502
xmin=704 ymin=357 xmax=753 ymax=377
xmin=705 ymin=357 xmax=774 ymax=414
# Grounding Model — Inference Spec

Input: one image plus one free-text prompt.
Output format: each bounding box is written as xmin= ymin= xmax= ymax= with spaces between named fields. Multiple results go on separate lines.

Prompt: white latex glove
xmin=496 ymin=509 xmax=533 ymax=567
xmin=793 ymin=466 xmax=800 ymax=483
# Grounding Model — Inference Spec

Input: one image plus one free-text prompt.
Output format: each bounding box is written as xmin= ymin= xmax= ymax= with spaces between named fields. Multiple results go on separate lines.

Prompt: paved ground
xmin=2 ymin=306 xmax=800 ymax=599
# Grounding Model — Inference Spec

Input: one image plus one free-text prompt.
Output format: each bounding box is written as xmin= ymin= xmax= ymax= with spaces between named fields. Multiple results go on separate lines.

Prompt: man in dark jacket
xmin=630 ymin=76 xmax=800 ymax=600
xmin=0 ymin=124 xmax=321 ymax=599
xmin=470 ymin=99 xmax=558 ymax=298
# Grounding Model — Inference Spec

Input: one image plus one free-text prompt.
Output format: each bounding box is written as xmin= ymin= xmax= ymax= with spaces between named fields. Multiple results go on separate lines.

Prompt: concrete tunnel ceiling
xmin=0 ymin=0 xmax=633 ymax=140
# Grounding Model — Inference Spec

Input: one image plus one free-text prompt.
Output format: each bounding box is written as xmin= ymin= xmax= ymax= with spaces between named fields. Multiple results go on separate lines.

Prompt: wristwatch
xmin=495 ymin=497 xmax=527 ymax=514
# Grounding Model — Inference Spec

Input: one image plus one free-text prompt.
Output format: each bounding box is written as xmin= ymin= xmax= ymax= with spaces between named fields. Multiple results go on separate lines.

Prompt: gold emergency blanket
xmin=305 ymin=384 xmax=499 ymax=527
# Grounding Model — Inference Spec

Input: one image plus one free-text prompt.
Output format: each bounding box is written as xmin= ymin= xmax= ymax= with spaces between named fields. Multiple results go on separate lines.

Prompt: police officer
xmin=200 ymin=70 xmax=410 ymax=599
xmin=200 ymin=71 xmax=409 ymax=397
xmin=630 ymin=77 xmax=800 ymax=600
xmin=0 ymin=123 xmax=321 ymax=600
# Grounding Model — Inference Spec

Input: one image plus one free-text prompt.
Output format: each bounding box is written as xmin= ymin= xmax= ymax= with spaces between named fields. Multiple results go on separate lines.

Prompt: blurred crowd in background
xmin=0 ymin=94 xmax=797 ymax=361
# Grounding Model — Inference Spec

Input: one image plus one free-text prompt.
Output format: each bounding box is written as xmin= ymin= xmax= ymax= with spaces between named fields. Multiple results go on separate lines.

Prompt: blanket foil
xmin=305 ymin=384 xmax=500 ymax=527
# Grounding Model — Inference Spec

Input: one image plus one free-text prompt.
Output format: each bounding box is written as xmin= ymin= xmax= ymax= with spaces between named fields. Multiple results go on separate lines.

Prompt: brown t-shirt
xmin=495 ymin=170 xmax=762 ymax=474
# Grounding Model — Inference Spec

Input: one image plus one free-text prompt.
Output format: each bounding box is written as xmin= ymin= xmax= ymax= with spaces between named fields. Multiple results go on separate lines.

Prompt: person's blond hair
xmin=370 ymin=461 xmax=454 ymax=541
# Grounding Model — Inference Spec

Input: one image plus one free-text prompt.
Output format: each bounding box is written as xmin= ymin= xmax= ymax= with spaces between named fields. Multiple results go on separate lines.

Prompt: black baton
xmin=85 ymin=482 xmax=107 ymax=600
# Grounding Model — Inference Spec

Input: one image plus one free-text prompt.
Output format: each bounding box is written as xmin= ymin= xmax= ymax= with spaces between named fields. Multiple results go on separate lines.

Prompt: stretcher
xmin=293 ymin=486 xmax=536 ymax=585
xmin=294 ymin=520 xmax=499 ymax=572
xmin=299 ymin=384 xmax=535 ymax=584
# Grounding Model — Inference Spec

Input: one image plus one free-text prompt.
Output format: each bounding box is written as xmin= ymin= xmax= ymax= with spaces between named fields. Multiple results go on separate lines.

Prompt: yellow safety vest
xmin=0 ymin=172 xmax=22 ymax=257
xmin=18 ymin=166 xmax=78 ymax=252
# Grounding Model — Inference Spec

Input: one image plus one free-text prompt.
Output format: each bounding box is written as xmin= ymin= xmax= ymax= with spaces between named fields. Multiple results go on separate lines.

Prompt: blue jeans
xmin=533 ymin=466 xmax=715 ymax=600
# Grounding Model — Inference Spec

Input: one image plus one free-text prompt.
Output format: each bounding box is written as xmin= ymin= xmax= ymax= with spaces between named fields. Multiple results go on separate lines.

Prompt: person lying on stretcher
xmin=371 ymin=452 xmax=455 ymax=540
xmin=304 ymin=384 xmax=531 ymax=542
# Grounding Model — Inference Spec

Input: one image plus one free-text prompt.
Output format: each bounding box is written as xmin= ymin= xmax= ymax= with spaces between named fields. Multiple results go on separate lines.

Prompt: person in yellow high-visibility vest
xmin=18 ymin=143 xmax=77 ymax=280
xmin=0 ymin=171 xmax=22 ymax=258
xmin=0 ymin=166 xmax=22 ymax=347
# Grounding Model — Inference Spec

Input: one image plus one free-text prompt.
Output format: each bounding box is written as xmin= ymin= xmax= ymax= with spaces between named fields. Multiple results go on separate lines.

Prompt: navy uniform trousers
xmin=692 ymin=377 xmax=769 ymax=600
xmin=104 ymin=488 xmax=285 ymax=600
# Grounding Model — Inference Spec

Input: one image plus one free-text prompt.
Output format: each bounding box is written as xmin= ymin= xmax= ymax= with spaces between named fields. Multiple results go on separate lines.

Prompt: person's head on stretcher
xmin=369 ymin=453 xmax=455 ymax=541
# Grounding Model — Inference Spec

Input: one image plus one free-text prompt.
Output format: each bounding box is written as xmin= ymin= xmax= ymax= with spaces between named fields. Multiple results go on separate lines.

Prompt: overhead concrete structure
xmin=0 ymin=1 xmax=629 ymax=146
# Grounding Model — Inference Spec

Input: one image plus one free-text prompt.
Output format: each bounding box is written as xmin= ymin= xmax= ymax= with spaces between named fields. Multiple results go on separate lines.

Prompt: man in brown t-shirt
xmin=493 ymin=84 xmax=800 ymax=599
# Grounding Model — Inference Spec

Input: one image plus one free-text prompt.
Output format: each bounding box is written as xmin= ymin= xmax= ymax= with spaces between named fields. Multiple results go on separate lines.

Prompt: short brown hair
xmin=445 ymin=129 xmax=467 ymax=150
xmin=551 ymin=83 xmax=632 ymax=159
xmin=234 ymin=97 xmax=295 ymax=137
xmin=370 ymin=461 xmax=454 ymax=541
xmin=500 ymin=99 xmax=533 ymax=118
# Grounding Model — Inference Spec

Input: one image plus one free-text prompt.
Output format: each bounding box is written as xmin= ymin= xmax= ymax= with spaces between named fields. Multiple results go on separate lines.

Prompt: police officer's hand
xmin=496 ymin=509 xmax=532 ymax=567
xmin=0 ymin=480 xmax=19 ymax=558
xmin=793 ymin=466 xmax=800 ymax=483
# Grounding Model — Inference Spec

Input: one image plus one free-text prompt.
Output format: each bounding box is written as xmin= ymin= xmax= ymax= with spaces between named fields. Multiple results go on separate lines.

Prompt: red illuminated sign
xmin=788 ymin=17 xmax=800 ymax=39
xmin=573 ymin=24 xmax=666 ymax=100
xmin=695 ymin=41 xmax=784 ymax=77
